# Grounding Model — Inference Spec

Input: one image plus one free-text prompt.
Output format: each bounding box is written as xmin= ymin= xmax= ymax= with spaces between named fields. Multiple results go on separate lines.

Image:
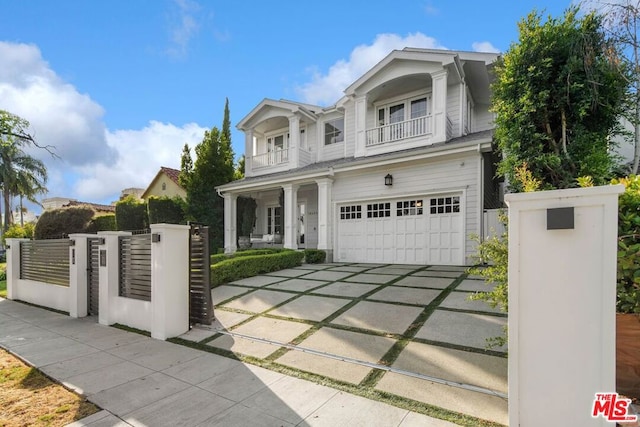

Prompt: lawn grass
xmin=0 ymin=348 xmax=99 ymax=426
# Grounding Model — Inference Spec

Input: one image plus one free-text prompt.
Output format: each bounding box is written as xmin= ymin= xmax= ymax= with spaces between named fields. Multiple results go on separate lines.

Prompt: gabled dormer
xmin=237 ymin=99 xmax=322 ymax=177
xmin=343 ymin=48 xmax=497 ymax=158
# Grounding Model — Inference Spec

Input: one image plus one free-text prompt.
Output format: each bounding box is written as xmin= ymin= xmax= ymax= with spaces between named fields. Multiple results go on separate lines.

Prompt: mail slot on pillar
xmin=547 ymin=207 xmax=574 ymax=230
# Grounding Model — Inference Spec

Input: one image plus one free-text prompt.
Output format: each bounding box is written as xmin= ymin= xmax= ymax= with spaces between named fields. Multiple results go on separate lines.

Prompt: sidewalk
xmin=0 ymin=297 xmax=456 ymax=427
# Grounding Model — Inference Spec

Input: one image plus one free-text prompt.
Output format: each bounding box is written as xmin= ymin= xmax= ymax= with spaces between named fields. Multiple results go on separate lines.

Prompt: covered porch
xmin=221 ymin=177 xmax=334 ymax=259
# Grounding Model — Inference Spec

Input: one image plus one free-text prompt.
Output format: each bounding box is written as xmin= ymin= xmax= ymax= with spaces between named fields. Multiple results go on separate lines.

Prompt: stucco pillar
xmin=316 ymin=178 xmax=333 ymax=261
xmin=282 ymin=183 xmax=298 ymax=249
xmin=288 ymin=115 xmax=300 ymax=168
xmin=5 ymin=238 xmax=29 ymax=301
xmin=150 ymin=224 xmax=190 ymax=340
xmin=354 ymin=95 xmax=367 ymax=157
xmin=244 ymin=129 xmax=254 ymax=177
xmin=506 ymin=185 xmax=624 ymax=427
xmin=68 ymin=234 xmax=95 ymax=318
xmin=224 ymin=193 xmax=238 ymax=253
xmin=97 ymin=231 xmax=131 ymax=326
xmin=431 ymin=69 xmax=448 ymax=143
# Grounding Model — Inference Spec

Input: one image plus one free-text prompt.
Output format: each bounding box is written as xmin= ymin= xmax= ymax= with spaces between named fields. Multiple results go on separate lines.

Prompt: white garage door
xmin=337 ymin=195 xmax=463 ymax=265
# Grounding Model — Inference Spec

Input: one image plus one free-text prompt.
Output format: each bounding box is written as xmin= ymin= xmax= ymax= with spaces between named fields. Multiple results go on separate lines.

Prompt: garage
xmin=336 ymin=194 xmax=463 ymax=265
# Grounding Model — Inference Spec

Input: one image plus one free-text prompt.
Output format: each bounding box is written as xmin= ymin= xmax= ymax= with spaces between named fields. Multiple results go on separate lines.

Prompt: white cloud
xmin=472 ymin=41 xmax=501 ymax=53
xmin=0 ymin=40 xmax=208 ymax=205
xmin=0 ymin=41 xmax=116 ymax=166
xmin=73 ymin=121 xmax=206 ymax=201
xmin=296 ymin=33 xmax=445 ymax=106
xmin=166 ymin=0 xmax=202 ymax=59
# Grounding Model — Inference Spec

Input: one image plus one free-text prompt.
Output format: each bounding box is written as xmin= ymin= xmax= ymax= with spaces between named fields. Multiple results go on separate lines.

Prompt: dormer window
xmin=324 ymin=118 xmax=344 ymax=145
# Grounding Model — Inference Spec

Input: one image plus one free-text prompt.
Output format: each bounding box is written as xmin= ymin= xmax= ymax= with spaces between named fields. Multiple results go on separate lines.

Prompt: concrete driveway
xmin=180 ymin=263 xmax=508 ymax=425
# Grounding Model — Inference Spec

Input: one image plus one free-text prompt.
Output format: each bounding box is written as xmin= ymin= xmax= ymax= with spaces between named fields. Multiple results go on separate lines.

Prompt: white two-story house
xmin=217 ymin=48 xmax=501 ymax=265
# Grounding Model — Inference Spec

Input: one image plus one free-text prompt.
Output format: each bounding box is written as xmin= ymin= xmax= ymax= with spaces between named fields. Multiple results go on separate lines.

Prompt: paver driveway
xmin=180 ymin=263 xmax=508 ymax=425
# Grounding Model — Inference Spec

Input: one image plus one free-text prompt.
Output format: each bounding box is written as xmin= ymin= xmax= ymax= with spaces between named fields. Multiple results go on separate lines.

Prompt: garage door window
xmin=367 ymin=202 xmax=391 ymax=218
xmin=430 ymin=196 xmax=460 ymax=214
xmin=397 ymin=200 xmax=423 ymax=216
xmin=340 ymin=205 xmax=362 ymax=220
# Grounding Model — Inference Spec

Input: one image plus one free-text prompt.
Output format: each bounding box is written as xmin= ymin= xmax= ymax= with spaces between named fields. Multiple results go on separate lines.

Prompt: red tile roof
xmin=63 ymin=200 xmax=116 ymax=213
xmin=160 ymin=167 xmax=182 ymax=187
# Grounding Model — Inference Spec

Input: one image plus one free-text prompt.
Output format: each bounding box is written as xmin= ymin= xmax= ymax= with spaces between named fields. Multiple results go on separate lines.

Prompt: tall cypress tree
xmin=184 ymin=100 xmax=235 ymax=250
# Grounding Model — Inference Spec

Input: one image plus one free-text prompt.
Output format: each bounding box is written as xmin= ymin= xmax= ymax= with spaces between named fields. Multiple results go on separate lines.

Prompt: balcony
xmin=252 ymin=148 xmax=289 ymax=168
xmin=366 ymin=115 xmax=432 ymax=146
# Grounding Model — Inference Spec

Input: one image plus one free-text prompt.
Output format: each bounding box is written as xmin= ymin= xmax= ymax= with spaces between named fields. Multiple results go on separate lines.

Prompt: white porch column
xmin=431 ymin=69 xmax=448 ymax=143
xmin=354 ymin=95 xmax=367 ymax=157
xmin=288 ymin=115 xmax=300 ymax=168
xmin=506 ymin=185 xmax=623 ymax=427
xmin=282 ymin=183 xmax=299 ymax=249
xmin=316 ymin=178 xmax=333 ymax=260
xmin=244 ymin=129 xmax=254 ymax=177
xmin=150 ymin=224 xmax=190 ymax=340
xmin=224 ymin=193 xmax=238 ymax=254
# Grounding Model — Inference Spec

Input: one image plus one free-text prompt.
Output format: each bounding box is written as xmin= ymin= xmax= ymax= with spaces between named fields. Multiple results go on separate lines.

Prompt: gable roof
xmin=141 ymin=166 xmax=184 ymax=199
xmin=236 ymin=98 xmax=321 ymax=131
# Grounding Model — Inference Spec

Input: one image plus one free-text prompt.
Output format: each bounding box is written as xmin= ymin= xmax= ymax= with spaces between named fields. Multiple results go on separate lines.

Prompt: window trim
xmin=267 ymin=205 xmax=282 ymax=234
xmin=324 ymin=117 xmax=345 ymax=146
xmin=375 ymin=91 xmax=432 ymax=126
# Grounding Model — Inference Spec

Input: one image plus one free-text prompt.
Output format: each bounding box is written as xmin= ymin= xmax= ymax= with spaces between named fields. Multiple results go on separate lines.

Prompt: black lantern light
xmin=384 ymin=174 xmax=393 ymax=186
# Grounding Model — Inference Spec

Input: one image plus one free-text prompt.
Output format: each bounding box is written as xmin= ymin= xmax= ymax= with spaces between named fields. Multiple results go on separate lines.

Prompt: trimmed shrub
xmin=116 ymin=196 xmax=148 ymax=231
xmin=3 ymin=223 xmax=35 ymax=244
xmin=87 ymin=214 xmax=116 ymax=232
xmin=211 ymin=251 xmax=304 ymax=286
xmin=148 ymin=196 xmax=186 ymax=224
xmin=34 ymin=207 xmax=95 ymax=239
xmin=304 ymin=249 xmax=326 ymax=264
xmin=612 ymin=175 xmax=640 ymax=314
xmin=210 ymin=248 xmax=286 ymax=265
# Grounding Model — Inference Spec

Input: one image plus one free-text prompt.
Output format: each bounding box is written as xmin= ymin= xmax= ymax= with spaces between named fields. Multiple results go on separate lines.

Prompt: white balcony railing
xmin=365 ymin=115 xmax=432 ymax=146
xmin=252 ymin=148 xmax=289 ymax=168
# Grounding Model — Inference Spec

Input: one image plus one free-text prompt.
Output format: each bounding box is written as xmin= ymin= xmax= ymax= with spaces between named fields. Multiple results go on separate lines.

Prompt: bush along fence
xmin=6 ymin=223 xmax=192 ymax=340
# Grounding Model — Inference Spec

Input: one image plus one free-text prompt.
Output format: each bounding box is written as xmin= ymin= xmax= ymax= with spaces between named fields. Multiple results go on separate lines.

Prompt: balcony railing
xmin=366 ymin=115 xmax=432 ymax=146
xmin=252 ymin=148 xmax=289 ymax=168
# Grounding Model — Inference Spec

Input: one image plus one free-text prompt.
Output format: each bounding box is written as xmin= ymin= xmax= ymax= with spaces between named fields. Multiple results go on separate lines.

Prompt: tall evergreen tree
xmin=185 ymin=101 xmax=235 ymax=250
xmin=178 ymin=143 xmax=193 ymax=190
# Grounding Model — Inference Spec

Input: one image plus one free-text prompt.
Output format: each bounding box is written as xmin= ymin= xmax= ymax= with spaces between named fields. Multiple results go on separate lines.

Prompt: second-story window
xmin=324 ymin=118 xmax=344 ymax=145
xmin=267 ymin=133 xmax=288 ymax=152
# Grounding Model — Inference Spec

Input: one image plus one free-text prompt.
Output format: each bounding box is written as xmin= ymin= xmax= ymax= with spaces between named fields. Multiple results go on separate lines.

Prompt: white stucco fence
xmin=6 ymin=224 xmax=191 ymax=341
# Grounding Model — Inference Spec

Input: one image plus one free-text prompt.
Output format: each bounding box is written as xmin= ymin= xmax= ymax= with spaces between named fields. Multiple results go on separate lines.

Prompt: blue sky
xmin=0 ymin=0 xmax=573 ymax=208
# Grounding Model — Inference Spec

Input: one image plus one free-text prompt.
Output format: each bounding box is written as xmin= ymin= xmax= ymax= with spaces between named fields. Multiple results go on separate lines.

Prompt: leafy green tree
xmin=185 ymin=105 xmax=235 ymax=250
xmin=0 ymin=111 xmax=49 ymax=231
xmin=115 ymin=196 xmax=148 ymax=231
xmin=178 ymin=143 xmax=193 ymax=189
xmin=234 ymin=154 xmax=245 ymax=180
xmin=492 ymin=7 xmax=628 ymax=191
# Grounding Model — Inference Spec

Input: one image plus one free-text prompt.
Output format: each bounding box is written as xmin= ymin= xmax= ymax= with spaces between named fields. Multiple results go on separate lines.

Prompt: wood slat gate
xmin=119 ymin=234 xmax=152 ymax=301
xmin=189 ymin=224 xmax=213 ymax=326
xmin=87 ymin=237 xmax=101 ymax=315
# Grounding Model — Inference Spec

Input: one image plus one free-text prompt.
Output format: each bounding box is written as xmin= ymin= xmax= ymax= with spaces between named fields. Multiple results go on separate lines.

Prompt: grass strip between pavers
xmin=197 ymin=264 xmax=506 ymax=426
xmin=359 ymin=274 xmax=465 ymax=388
xmin=168 ymin=335 xmax=505 ymax=427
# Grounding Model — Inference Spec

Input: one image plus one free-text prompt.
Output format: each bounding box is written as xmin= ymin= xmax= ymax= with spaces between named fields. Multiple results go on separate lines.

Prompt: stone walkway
xmin=179 ymin=263 xmax=508 ymax=425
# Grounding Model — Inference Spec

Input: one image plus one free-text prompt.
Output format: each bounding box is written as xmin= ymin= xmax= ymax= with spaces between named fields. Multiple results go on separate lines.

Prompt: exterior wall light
xmin=385 ymin=174 xmax=393 ymax=186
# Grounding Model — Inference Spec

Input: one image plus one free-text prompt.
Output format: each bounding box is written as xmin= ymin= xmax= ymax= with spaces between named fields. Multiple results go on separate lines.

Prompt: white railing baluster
xmin=366 ymin=115 xmax=432 ymax=146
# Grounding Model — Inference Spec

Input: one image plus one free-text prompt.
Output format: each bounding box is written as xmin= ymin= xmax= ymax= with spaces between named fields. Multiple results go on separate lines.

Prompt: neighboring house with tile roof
xmin=217 ymin=48 xmax=503 ymax=265
xmin=42 ymin=197 xmax=115 ymax=215
xmin=141 ymin=166 xmax=186 ymax=200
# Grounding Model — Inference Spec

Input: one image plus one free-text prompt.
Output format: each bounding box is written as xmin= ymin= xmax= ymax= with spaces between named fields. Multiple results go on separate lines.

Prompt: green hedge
xmin=34 ymin=207 xmax=95 ymax=239
xmin=87 ymin=214 xmax=116 ymax=232
xmin=211 ymin=251 xmax=304 ymax=286
xmin=148 ymin=196 xmax=185 ymax=224
xmin=116 ymin=196 xmax=148 ymax=231
xmin=304 ymin=249 xmax=326 ymax=264
xmin=210 ymin=248 xmax=285 ymax=265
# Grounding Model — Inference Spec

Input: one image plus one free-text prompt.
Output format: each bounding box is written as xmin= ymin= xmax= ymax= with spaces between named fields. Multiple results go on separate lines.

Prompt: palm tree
xmin=0 ymin=111 xmax=48 ymax=231
xmin=0 ymin=147 xmax=47 ymax=231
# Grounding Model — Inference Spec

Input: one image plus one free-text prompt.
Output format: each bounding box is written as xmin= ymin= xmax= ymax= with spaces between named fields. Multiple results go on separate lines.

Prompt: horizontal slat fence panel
xmin=119 ymin=234 xmax=151 ymax=301
xmin=19 ymin=239 xmax=71 ymax=286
